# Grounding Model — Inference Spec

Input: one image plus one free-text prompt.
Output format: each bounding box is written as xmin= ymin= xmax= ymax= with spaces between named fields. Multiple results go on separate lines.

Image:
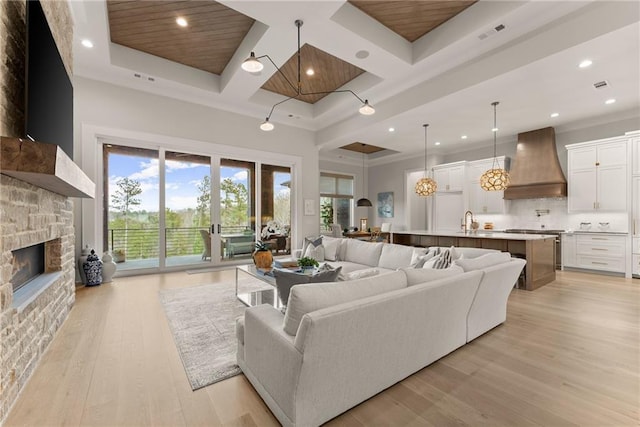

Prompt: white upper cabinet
xmin=467 ymin=157 xmax=506 ymax=214
xmin=630 ymin=131 xmax=640 ymax=175
xmin=566 ymin=137 xmax=628 ymax=212
xmin=432 ymin=162 xmax=465 ymax=192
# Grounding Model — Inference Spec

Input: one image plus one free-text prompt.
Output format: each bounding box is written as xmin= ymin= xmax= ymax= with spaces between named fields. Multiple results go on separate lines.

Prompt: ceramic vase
xmin=253 ymin=250 xmax=273 ymax=269
xmin=77 ymin=245 xmax=91 ymax=284
xmin=82 ymin=250 xmax=103 ymax=286
xmin=101 ymin=252 xmax=117 ymax=283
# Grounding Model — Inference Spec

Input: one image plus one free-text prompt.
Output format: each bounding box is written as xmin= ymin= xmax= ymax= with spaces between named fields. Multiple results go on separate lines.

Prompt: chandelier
xmin=415 ymin=124 xmax=437 ymax=196
xmin=480 ymin=101 xmax=510 ymax=191
xmin=242 ymin=20 xmax=375 ymax=131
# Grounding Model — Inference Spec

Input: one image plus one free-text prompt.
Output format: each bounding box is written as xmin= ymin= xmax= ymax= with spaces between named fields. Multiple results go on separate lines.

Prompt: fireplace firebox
xmin=11 ymin=243 xmax=45 ymax=292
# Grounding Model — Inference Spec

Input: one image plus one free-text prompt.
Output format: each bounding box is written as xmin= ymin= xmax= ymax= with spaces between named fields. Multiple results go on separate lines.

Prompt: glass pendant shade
xmin=356 ymin=197 xmax=372 ymax=207
xmin=480 ymin=167 xmax=510 ymax=191
xmin=415 ymin=123 xmax=436 ymax=197
xmin=359 ymin=100 xmax=375 ymax=115
xmin=260 ymin=118 xmax=274 ymax=131
xmin=481 ymin=101 xmax=509 ymax=191
xmin=415 ymin=177 xmax=437 ymax=196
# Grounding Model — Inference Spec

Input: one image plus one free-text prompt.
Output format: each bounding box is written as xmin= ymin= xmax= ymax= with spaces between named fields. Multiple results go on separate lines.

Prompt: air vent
xmin=478 ymin=24 xmax=506 ymax=40
xmin=593 ymin=80 xmax=609 ymax=89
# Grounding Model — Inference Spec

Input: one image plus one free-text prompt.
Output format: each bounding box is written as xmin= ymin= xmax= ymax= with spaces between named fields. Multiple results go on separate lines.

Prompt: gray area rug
xmin=159 ymin=279 xmax=270 ymax=390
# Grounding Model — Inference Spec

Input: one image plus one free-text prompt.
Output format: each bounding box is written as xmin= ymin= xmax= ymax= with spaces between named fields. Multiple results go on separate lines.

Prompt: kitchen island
xmin=393 ymin=230 xmax=556 ymax=290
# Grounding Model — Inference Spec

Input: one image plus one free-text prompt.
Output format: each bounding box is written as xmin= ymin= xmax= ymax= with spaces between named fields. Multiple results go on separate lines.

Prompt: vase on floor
xmin=82 ymin=250 xmax=103 ymax=286
xmin=102 ymin=252 xmax=117 ymax=283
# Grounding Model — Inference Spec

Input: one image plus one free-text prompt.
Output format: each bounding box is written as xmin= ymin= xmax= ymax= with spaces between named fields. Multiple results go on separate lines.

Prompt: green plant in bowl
xmin=297 ymin=256 xmax=319 ymax=269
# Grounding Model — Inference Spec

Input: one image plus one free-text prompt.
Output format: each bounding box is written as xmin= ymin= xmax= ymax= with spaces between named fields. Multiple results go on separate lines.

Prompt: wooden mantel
xmin=0 ymin=137 xmax=95 ymax=198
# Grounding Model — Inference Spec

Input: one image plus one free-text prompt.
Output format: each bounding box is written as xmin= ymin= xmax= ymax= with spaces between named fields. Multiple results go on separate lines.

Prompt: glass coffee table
xmin=235 ymin=264 xmax=283 ymax=309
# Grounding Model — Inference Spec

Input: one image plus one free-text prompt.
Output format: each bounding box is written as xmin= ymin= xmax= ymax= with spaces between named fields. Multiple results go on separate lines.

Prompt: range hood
xmin=503 ymin=127 xmax=567 ymax=199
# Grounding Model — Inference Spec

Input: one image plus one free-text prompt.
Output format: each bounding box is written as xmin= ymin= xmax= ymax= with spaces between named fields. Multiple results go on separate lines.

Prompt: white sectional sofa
xmin=237 ymin=238 xmax=526 ymax=426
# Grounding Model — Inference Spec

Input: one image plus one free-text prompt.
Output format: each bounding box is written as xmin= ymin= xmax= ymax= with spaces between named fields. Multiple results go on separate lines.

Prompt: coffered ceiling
xmin=73 ymin=1 xmax=640 ymax=164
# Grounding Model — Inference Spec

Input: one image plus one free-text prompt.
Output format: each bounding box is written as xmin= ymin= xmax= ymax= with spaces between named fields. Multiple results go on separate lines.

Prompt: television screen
xmin=26 ymin=0 xmax=73 ymax=158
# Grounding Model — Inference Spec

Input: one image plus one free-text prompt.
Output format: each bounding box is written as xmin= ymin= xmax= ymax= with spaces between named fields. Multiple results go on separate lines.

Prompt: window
xmin=320 ymin=173 xmax=353 ymax=232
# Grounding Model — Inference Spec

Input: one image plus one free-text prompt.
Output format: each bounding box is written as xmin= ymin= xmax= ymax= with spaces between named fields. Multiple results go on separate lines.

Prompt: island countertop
xmin=395 ymin=230 xmax=557 ymax=241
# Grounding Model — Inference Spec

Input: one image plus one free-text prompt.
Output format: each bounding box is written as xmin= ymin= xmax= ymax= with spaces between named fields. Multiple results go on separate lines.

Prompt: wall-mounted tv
xmin=25 ymin=0 xmax=73 ymax=158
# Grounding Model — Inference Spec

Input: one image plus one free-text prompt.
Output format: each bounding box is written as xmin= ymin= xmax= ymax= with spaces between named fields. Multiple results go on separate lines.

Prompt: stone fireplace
xmin=0 ymin=137 xmax=94 ymax=421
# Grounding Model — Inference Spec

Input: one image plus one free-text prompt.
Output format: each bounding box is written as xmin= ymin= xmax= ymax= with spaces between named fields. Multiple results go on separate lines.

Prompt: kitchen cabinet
xmin=467 ymin=157 xmax=506 ymax=214
xmin=566 ymin=138 xmax=628 ymax=212
xmin=561 ymin=233 xmax=577 ymax=268
xmin=432 ymin=162 xmax=465 ymax=192
xmin=572 ymin=233 xmax=627 ymax=273
xmin=629 ymin=131 xmax=640 ymax=175
xmin=433 ymin=192 xmax=464 ymax=232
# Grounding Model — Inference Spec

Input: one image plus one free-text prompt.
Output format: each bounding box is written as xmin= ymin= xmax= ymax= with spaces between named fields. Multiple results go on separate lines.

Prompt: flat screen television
xmin=25 ymin=0 xmax=73 ymax=158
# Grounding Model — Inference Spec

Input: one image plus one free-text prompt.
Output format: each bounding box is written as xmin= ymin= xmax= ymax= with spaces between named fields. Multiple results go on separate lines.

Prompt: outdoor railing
xmin=108 ymin=226 xmax=255 ymax=261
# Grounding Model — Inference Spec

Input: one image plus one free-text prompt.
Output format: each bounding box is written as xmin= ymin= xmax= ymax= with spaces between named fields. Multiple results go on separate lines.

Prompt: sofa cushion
xmin=283 ymin=270 xmax=407 ymax=335
xmin=321 ymin=236 xmax=342 ymax=261
xmin=454 ymin=252 xmax=512 ymax=272
xmin=273 ymin=267 xmax=342 ymax=306
xmin=343 ymin=239 xmax=384 ymax=267
xmin=401 ymin=265 xmax=464 ymax=286
xmin=343 ymin=268 xmax=380 ymax=281
xmin=377 ymin=243 xmax=416 ymax=270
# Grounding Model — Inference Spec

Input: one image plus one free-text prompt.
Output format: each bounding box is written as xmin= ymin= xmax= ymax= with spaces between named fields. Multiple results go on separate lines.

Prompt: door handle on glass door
xmin=218 ymin=224 xmax=221 ymax=234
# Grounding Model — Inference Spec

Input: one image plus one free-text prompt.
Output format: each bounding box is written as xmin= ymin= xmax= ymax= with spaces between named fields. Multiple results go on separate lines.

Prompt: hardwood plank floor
xmin=5 ymin=270 xmax=639 ymax=426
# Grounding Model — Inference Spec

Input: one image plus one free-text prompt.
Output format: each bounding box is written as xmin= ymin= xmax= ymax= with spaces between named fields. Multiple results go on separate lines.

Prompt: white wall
xmin=73 ymin=76 xmax=319 ymax=257
xmin=367 ymin=115 xmax=640 ymax=232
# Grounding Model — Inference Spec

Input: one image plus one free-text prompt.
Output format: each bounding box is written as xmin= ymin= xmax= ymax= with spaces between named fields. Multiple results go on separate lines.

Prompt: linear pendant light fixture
xmin=242 ymin=20 xmax=375 ymax=131
xmin=356 ymin=143 xmax=372 ymax=207
xmin=480 ymin=101 xmax=510 ymax=191
xmin=415 ymin=124 xmax=437 ymax=196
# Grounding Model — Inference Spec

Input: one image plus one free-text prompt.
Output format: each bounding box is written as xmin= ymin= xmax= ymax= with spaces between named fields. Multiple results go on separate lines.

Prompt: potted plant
xmin=297 ymin=256 xmax=319 ymax=274
xmin=113 ymin=249 xmax=126 ymax=263
xmin=253 ymin=240 xmax=273 ymax=269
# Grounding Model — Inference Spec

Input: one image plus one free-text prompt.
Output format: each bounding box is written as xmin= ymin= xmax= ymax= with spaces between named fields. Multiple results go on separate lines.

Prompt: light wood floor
xmin=5 ymin=269 xmax=639 ymax=426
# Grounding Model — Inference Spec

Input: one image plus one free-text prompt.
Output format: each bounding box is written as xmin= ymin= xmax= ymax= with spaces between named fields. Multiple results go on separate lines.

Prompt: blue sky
xmin=108 ymin=153 xmax=289 ymax=212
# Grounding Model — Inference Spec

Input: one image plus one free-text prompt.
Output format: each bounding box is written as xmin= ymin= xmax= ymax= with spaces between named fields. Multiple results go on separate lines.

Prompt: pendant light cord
xmin=492 ymin=101 xmax=499 ymax=169
xmin=423 ymin=124 xmax=428 ymax=177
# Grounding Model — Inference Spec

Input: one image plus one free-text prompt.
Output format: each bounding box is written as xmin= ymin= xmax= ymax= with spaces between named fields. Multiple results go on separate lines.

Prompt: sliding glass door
xmin=104 ymin=143 xmax=292 ymax=272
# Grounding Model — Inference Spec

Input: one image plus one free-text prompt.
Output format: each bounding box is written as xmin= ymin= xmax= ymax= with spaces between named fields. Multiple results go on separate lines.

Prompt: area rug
xmin=159 ymin=279 xmax=271 ymax=390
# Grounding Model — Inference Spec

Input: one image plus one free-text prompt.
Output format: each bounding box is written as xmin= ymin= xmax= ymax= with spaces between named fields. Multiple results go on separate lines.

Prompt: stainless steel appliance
xmin=504 ymin=229 xmax=564 ymax=270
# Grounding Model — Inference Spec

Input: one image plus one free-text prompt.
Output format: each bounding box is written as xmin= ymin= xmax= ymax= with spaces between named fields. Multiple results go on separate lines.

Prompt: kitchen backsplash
xmin=471 ymin=197 xmax=629 ymax=232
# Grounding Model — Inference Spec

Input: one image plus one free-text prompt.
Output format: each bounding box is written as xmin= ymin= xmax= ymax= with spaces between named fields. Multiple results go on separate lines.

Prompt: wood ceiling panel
xmin=107 ymin=0 xmax=254 ymax=75
xmin=349 ymin=0 xmax=477 ymax=42
xmin=261 ymin=44 xmax=365 ymax=105
xmin=340 ymin=143 xmax=386 ymax=154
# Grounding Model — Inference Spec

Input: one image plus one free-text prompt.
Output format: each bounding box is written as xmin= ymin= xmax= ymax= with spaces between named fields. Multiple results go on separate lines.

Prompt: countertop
xmin=560 ymin=230 xmax=628 ymax=235
xmin=395 ymin=230 xmax=558 ymax=241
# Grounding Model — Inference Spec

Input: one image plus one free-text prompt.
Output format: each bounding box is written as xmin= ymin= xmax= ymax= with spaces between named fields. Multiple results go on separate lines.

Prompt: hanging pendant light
xmin=415 ymin=124 xmax=437 ymax=196
xmin=480 ymin=101 xmax=510 ymax=191
xmin=356 ymin=143 xmax=372 ymax=207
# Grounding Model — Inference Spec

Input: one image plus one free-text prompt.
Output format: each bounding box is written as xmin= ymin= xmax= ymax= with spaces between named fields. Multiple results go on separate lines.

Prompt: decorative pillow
xmin=454 ymin=252 xmax=512 ymax=272
xmin=273 ymin=267 xmax=342 ymax=307
xmin=424 ymin=248 xmax=453 ymax=269
xmin=301 ymin=236 xmax=322 ymax=257
xmin=303 ymin=244 xmax=325 ymax=261
xmin=401 ymin=265 xmax=464 ymax=286
xmin=411 ymin=252 xmax=435 ymax=268
xmin=322 ymin=237 xmax=341 ymax=261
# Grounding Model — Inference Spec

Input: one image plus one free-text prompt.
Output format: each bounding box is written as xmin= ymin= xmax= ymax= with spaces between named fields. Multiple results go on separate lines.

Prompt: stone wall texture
xmin=0 ymin=0 xmax=74 ymax=423
xmin=0 ymin=175 xmax=76 ymax=423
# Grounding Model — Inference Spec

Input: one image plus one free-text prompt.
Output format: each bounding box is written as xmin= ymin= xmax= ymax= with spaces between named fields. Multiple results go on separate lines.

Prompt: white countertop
xmin=396 ymin=230 xmax=557 ymax=241
xmin=560 ymin=230 xmax=628 ymax=235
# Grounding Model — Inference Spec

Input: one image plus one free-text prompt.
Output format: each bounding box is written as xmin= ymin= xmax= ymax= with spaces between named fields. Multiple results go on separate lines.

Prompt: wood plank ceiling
xmin=340 ymin=142 xmax=386 ymax=154
xmin=107 ymin=0 xmax=254 ymax=75
xmin=349 ymin=0 xmax=478 ymax=42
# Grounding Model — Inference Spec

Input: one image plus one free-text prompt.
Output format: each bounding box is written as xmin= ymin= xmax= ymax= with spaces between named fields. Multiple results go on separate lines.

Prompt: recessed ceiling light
xmin=550 ymin=112 xmax=559 ymax=118
xmin=605 ymin=98 xmax=616 ymax=105
xmin=578 ymin=59 xmax=592 ymax=68
xmin=461 ymin=135 xmax=468 ymax=140
xmin=434 ymin=141 xmax=441 ymax=146
xmin=81 ymin=39 xmax=93 ymax=48
xmin=176 ymin=17 xmax=188 ymax=27
xmin=306 ymin=68 xmax=315 ymax=76
xmin=388 ymin=127 xmax=395 ymax=132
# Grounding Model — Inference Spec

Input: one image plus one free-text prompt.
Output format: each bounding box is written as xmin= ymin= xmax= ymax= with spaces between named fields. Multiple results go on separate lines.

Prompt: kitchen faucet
xmin=464 ymin=210 xmax=474 ymax=233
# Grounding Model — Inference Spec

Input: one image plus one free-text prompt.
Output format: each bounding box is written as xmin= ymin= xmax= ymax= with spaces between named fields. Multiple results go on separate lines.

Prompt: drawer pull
xmin=592 ymin=237 xmax=609 ymax=241
xmin=591 ymin=248 xmax=608 ymax=251
xmin=592 ymin=261 xmax=608 ymax=265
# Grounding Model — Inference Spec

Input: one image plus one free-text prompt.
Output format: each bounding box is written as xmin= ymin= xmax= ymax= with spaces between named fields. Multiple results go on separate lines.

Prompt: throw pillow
xmin=401 ymin=265 xmax=464 ymax=286
xmin=322 ymin=237 xmax=341 ymax=261
xmin=301 ymin=236 xmax=322 ymax=257
xmin=273 ymin=267 xmax=342 ymax=307
xmin=424 ymin=248 xmax=453 ymax=269
xmin=303 ymin=244 xmax=325 ymax=261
